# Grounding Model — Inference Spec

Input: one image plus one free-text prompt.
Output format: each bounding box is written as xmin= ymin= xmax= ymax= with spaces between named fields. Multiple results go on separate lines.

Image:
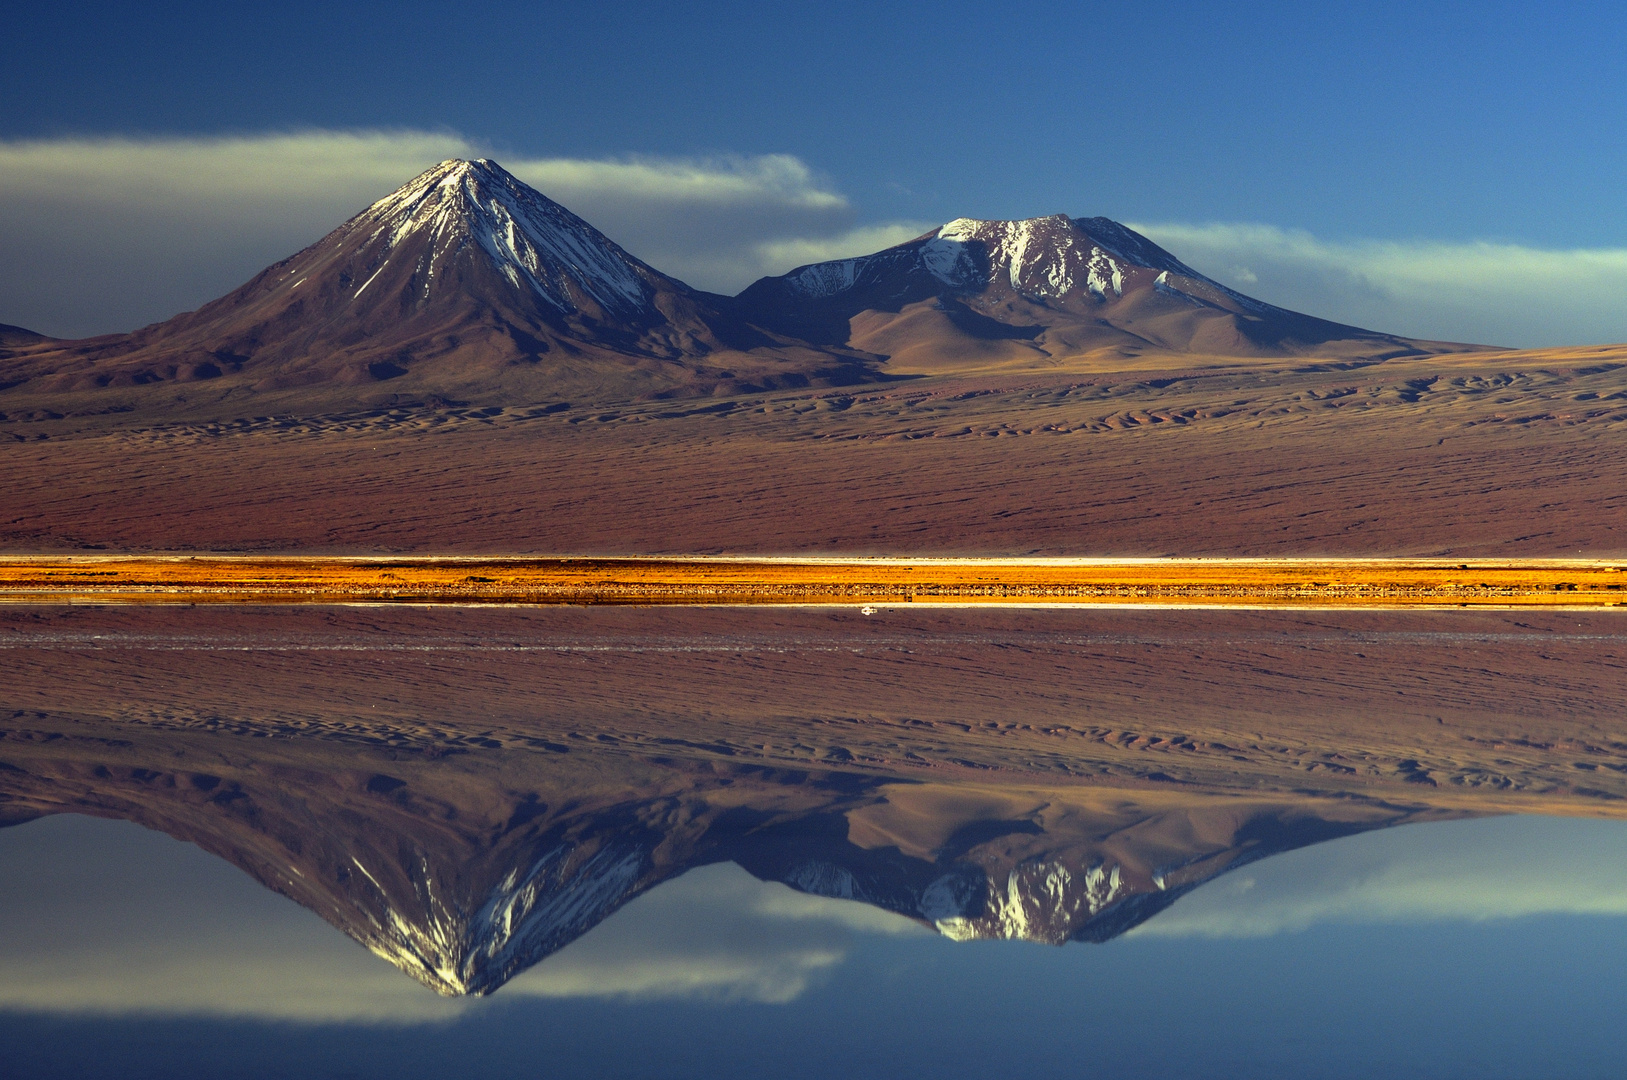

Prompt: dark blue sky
xmin=7 ymin=0 xmax=1624 ymax=244
xmin=5 ymin=1 xmax=1627 ymax=343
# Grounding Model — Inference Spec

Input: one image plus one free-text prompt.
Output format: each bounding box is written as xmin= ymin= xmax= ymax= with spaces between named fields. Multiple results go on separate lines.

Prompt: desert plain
xmin=5 ymin=345 xmax=1624 ymax=557
xmin=5 ymin=342 xmax=1627 ymax=815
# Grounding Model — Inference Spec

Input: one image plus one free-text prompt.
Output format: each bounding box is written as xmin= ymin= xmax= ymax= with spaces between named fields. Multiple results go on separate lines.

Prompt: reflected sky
xmin=6 ymin=812 xmax=1627 ymax=1078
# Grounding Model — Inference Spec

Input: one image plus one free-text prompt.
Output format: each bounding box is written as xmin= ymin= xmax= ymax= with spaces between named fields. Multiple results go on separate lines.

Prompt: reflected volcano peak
xmin=0 ymin=720 xmax=1458 ymax=996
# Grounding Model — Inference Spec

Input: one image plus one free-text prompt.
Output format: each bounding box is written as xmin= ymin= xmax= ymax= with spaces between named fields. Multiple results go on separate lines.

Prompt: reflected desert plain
xmin=5 ymin=603 xmax=1627 ymax=1078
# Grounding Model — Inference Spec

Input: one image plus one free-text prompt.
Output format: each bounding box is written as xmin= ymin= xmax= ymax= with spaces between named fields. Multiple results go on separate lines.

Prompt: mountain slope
xmin=735 ymin=215 xmax=1460 ymax=371
xmin=4 ymin=159 xmax=864 ymax=405
xmin=0 ymin=175 xmax=1484 ymax=413
xmin=0 ymin=323 xmax=49 ymax=349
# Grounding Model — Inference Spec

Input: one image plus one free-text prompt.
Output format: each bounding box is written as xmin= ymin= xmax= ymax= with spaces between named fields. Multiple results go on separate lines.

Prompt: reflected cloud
xmin=511 ymin=864 xmax=921 ymax=1004
xmin=1135 ymin=815 xmax=1627 ymax=938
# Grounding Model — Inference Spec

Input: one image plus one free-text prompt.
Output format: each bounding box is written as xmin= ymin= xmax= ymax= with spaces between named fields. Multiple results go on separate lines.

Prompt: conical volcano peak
xmin=374 ymin=157 xmax=533 ymax=206
xmin=345 ymin=155 xmax=654 ymax=317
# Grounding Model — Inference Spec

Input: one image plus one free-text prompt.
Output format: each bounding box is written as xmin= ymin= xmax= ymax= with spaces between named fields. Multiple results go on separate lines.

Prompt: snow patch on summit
xmin=920 ymin=220 xmax=983 ymax=286
xmin=353 ymin=838 xmax=652 ymax=996
xmin=924 ymin=216 xmax=1134 ymax=299
xmin=766 ymin=211 xmax=1288 ymax=319
xmin=933 ymin=860 xmax=1125 ymax=943
xmin=351 ymin=159 xmax=653 ymax=316
xmin=784 ymin=257 xmax=863 ymax=298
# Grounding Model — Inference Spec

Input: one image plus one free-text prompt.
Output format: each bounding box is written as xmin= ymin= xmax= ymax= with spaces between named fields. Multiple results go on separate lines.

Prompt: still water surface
xmin=5 ymin=811 xmax=1627 ymax=1078
xmin=5 ymin=605 xmax=1627 ymax=1077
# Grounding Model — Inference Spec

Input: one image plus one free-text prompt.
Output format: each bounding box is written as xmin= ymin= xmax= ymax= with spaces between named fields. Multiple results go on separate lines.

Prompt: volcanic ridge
xmin=0 ymin=158 xmax=1475 ymax=413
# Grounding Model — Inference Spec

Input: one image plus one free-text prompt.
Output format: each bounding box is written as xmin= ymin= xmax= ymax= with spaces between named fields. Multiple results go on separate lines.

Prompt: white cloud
xmin=0 ymin=936 xmax=466 ymax=1023
xmin=501 ymin=154 xmax=917 ymax=297
xmin=0 ymin=131 xmax=914 ymax=337
xmin=508 ymin=154 xmax=846 ymax=210
xmin=1132 ymin=815 xmax=1627 ymax=939
xmin=0 ymin=815 xmax=468 ymax=1023
xmin=509 ymin=947 xmax=846 ymax=1005
xmin=1133 ymin=221 xmax=1627 ymax=348
xmin=0 ymin=130 xmax=476 ymax=207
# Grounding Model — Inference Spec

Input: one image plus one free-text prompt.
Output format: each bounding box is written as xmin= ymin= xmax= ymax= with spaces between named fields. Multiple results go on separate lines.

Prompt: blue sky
xmin=5 ymin=0 xmax=1627 ymax=344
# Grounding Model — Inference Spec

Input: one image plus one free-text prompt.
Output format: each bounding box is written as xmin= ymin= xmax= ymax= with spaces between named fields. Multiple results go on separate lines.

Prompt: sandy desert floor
xmin=4 ymin=349 xmax=1625 ymax=820
xmin=3 ymin=348 xmax=1625 ymax=556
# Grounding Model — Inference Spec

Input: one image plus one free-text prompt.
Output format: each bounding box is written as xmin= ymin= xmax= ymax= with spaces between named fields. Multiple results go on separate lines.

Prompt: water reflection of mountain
xmin=0 ymin=721 xmax=1455 ymax=996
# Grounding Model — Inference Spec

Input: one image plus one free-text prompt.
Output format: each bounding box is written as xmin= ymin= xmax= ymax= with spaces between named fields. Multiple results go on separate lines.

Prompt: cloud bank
xmin=503 ymin=156 xmax=928 ymax=302
xmin=1134 ymin=222 xmax=1627 ymax=348
xmin=0 ymin=131 xmax=921 ymax=338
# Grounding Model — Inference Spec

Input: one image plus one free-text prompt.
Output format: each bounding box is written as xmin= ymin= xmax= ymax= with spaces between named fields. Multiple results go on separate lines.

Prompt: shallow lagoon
xmin=4 ymin=605 xmax=1627 ymax=1077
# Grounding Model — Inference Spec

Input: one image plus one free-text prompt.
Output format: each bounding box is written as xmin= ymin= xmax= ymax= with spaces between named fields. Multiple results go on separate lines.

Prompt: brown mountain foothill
xmin=0 ymin=323 xmax=50 ymax=350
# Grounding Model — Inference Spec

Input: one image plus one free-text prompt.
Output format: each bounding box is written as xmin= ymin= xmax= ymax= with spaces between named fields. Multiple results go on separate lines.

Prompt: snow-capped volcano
xmin=779 ymin=214 xmax=1232 ymax=306
xmin=323 ymin=158 xmax=658 ymax=320
xmin=2 ymin=168 xmax=1467 ymax=410
xmin=11 ymin=158 xmax=864 ymax=403
xmin=126 ymin=156 xmax=818 ymax=389
xmin=736 ymin=213 xmax=1425 ymax=366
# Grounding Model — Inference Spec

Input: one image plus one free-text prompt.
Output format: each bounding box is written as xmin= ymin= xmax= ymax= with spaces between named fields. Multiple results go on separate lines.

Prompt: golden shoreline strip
xmin=0 ymin=556 xmax=1624 ymax=607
